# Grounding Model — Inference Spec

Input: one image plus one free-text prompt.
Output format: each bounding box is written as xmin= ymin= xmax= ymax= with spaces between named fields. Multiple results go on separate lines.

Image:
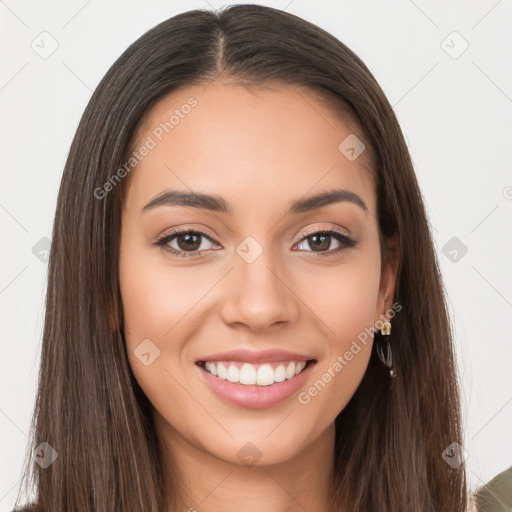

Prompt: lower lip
xmin=196 ymin=361 xmax=316 ymax=409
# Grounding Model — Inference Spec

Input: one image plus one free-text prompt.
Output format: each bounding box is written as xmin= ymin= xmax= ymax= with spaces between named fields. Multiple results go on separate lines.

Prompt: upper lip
xmin=196 ymin=349 xmax=315 ymax=364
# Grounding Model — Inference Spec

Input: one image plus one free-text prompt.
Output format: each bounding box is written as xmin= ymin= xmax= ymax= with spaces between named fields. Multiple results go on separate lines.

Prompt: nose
xmin=220 ymin=243 xmax=300 ymax=332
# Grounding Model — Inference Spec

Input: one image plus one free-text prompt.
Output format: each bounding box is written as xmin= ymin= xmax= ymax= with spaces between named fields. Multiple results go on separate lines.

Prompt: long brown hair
xmin=13 ymin=4 xmax=468 ymax=511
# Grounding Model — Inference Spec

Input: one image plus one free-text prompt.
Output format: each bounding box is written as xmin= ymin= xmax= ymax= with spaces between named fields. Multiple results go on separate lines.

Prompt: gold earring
xmin=376 ymin=320 xmax=395 ymax=378
xmin=381 ymin=321 xmax=391 ymax=336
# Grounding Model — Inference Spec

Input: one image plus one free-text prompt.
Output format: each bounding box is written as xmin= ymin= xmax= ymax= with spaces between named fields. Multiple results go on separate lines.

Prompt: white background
xmin=1 ymin=0 xmax=511 ymax=509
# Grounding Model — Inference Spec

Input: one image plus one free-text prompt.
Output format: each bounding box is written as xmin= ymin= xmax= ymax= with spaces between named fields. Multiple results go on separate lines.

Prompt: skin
xmin=119 ymin=79 xmax=399 ymax=512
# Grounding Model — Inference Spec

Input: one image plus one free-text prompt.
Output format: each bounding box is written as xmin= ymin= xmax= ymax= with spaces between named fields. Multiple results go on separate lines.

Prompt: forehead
xmin=123 ymin=80 xmax=376 ymax=218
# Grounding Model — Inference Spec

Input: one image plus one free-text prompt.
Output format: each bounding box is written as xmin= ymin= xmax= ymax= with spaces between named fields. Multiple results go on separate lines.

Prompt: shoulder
xmin=475 ymin=465 xmax=512 ymax=511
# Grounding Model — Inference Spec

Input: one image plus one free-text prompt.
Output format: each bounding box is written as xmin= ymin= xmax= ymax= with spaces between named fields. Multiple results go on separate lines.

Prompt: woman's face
xmin=119 ymin=80 xmax=397 ymax=467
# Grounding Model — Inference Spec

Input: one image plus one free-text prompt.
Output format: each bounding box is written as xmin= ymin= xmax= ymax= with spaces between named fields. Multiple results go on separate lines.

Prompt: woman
xmin=12 ymin=4 xmax=472 ymax=511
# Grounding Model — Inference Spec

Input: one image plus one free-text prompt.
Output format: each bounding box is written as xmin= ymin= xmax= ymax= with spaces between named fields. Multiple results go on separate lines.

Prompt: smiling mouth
xmin=196 ymin=359 xmax=316 ymax=386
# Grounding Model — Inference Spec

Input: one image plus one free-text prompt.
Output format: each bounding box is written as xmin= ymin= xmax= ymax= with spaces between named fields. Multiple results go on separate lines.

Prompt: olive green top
xmin=475 ymin=465 xmax=512 ymax=512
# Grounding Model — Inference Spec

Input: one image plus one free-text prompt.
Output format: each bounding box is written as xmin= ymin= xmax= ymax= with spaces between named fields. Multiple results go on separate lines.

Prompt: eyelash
xmin=152 ymin=226 xmax=357 ymax=260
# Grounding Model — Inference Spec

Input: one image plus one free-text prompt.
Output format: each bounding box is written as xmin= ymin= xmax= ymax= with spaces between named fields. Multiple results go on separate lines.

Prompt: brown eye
xmin=306 ymin=233 xmax=331 ymax=252
xmin=294 ymin=229 xmax=357 ymax=259
xmin=153 ymin=227 xmax=356 ymax=260
xmin=175 ymin=232 xmax=202 ymax=252
xmin=153 ymin=229 xmax=219 ymax=258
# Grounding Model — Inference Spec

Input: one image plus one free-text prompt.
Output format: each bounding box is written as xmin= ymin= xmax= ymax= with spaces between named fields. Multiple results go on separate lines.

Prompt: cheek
xmin=296 ymin=254 xmax=380 ymax=413
xmin=119 ymin=237 xmax=219 ymax=396
xmin=298 ymin=253 xmax=381 ymax=346
xmin=119 ymin=238 xmax=204 ymax=340
xmin=119 ymin=240 xmax=190 ymax=414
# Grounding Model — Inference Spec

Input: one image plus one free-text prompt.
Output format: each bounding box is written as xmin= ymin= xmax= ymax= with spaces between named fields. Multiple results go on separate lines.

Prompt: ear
xmin=375 ymin=233 xmax=400 ymax=325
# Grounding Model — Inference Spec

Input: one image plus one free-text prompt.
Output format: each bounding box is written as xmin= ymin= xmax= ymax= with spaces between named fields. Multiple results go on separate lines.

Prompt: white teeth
xmin=205 ymin=361 xmax=217 ymax=376
xmin=217 ymin=362 xmax=227 ymax=380
xmin=239 ymin=363 xmax=256 ymax=385
xmin=274 ymin=364 xmax=286 ymax=382
xmin=202 ymin=360 xmax=308 ymax=385
xmin=226 ymin=365 xmax=239 ymax=383
xmin=286 ymin=361 xmax=296 ymax=379
xmin=256 ymin=364 xmax=274 ymax=386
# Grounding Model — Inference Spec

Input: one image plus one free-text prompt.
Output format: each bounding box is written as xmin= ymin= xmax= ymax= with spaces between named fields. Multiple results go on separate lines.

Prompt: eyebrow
xmin=141 ymin=188 xmax=368 ymax=216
